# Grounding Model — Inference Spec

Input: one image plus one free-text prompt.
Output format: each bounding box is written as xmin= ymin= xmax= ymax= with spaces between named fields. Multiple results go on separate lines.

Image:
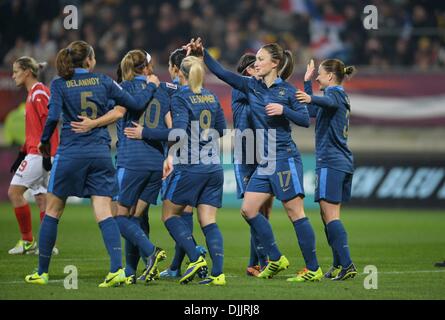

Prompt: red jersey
xmin=24 ymin=82 xmax=59 ymax=155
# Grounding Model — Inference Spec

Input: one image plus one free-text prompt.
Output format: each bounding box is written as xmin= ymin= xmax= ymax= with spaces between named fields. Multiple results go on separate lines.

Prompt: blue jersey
xmin=116 ymin=76 xmax=170 ymax=171
xmin=171 ymin=86 xmax=226 ymax=173
xmin=231 ymin=88 xmax=256 ymax=165
xmin=204 ymin=50 xmax=309 ymax=163
xmin=304 ymin=81 xmax=354 ymax=173
xmin=41 ymin=68 xmax=156 ymax=158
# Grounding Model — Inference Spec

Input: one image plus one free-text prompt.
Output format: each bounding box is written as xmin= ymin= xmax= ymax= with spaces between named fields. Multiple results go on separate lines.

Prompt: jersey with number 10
xmin=116 ymin=75 xmax=170 ymax=171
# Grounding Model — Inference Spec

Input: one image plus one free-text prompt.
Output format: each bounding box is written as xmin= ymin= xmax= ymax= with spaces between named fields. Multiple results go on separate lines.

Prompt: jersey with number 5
xmin=42 ymin=69 xmax=156 ymax=158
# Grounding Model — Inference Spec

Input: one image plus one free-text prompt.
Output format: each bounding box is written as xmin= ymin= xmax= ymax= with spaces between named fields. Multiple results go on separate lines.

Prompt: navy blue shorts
xmin=48 ymin=154 xmax=115 ymax=198
xmin=116 ymin=167 xmax=162 ymax=207
xmin=163 ymin=170 xmax=224 ymax=208
xmin=139 ymin=171 xmax=162 ymax=205
xmin=246 ymin=157 xmax=304 ymax=201
xmin=233 ymin=164 xmax=257 ymax=199
xmin=315 ymin=167 xmax=353 ymax=204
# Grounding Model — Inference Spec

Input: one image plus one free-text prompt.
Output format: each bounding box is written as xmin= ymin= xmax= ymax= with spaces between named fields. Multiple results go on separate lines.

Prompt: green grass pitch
xmin=0 ymin=202 xmax=444 ymax=300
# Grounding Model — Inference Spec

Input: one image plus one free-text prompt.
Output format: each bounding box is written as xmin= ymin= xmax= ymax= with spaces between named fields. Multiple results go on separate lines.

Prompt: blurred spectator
xmin=3 ymin=38 xmax=33 ymax=66
xmin=0 ymin=0 xmax=444 ymax=69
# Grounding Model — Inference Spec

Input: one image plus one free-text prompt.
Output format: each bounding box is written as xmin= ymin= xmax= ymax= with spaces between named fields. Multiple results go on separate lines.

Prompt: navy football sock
xmin=99 ymin=217 xmax=122 ymax=273
xmin=326 ymin=220 xmax=352 ymax=268
xmin=164 ymin=216 xmax=199 ymax=262
xmin=170 ymin=211 xmax=193 ymax=271
xmin=247 ymin=214 xmax=281 ymax=261
xmin=124 ymin=238 xmax=139 ymax=276
xmin=202 ymin=223 xmax=224 ymax=277
xmin=249 ymin=231 xmax=259 ymax=267
xmin=323 ymin=222 xmax=340 ymax=267
xmin=130 ymin=216 xmax=146 ymax=265
xmin=115 ymin=216 xmax=155 ymax=259
xmin=293 ymin=217 xmax=319 ymax=271
xmin=38 ymin=215 xmax=59 ymax=274
xmin=139 ymin=208 xmax=150 ymax=237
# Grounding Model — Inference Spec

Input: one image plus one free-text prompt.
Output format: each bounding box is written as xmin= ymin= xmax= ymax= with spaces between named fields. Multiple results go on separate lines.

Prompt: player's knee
xmin=8 ymin=187 xmax=25 ymax=206
xmin=240 ymin=206 xmax=254 ymax=219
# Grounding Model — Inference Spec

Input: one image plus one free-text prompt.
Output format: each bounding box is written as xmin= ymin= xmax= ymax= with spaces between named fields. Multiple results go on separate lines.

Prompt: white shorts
xmin=10 ymin=154 xmax=50 ymax=196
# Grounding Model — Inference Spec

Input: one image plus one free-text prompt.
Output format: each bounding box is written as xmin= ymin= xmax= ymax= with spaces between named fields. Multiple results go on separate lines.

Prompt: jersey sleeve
xmin=41 ymin=80 xmax=62 ymax=143
xmin=214 ymin=102 xmax=227 ymax=137
xmin=231 ymin=89 xmax=248 ymax=107
xmin=302 ymin=80 xmax=318 ymax=117
xmin=282 ymin=87 xmax=310 ymax=128
xmin=105 ymin=76 xmax=156 ymax=111
xmin=311 ymin=88 xmax=341 ymax=110
xmin=31 ymin=89 xmax=50 ymax=124
xmin=204 ymin=49 xmax=250 ymax=93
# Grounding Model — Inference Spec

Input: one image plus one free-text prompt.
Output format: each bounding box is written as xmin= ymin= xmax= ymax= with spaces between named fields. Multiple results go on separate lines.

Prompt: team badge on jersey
xmin=165 ymin=82 xmax=178 ymax=90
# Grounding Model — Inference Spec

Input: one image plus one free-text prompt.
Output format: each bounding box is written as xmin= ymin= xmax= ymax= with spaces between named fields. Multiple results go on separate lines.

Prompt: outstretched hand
xmin=183 ymin=37 xmax=204 ymax=57
xmin=304 ymin=59 xmax=315 ymax=82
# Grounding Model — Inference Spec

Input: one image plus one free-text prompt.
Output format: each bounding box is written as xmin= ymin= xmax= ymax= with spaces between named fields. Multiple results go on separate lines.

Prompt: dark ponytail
xmin=236 ymin=53 xmax=256 ymax=75
xmin=279 ymin=50 xmax=294 ymax=81
xmin=320 ymin=59 xmax=356 ymax=83
xmin=169 ymin=48 xmax=187 ymax=70
xmin=56 ymin=40 xmax=94 ymax=80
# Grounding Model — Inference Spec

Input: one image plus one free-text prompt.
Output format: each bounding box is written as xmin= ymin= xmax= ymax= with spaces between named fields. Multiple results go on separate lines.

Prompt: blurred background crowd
xmin=0 ymin=0 xmax=444 ymax=70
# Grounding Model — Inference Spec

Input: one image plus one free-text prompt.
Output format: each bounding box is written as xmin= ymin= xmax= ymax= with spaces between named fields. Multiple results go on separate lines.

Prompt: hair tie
xmin=343 ymin=67 xmax=347 ymax=74
xmin=67 ymin=47 xmax=72 ymax=54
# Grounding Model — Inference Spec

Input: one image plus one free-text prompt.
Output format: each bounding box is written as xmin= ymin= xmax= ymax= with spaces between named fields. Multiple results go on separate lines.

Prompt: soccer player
xmin=233 ymin=53 xmax=272 ymax=276
xmin=191 ymin=38 xmax=323 ymax=282
xmin=24 ymin=40 xmax=159 ymax=287
xmin=124 ymin=48 xmax=207 ymax=279
xmin=161 ymin=56 xmax=227 ymax=285
xmin=295 ymin=58 xmax=357 ymax=280
xmin=8 ymin=56 xmax=59 ymax=255
xmin=70 ymin=49 xmax=169 ymax=284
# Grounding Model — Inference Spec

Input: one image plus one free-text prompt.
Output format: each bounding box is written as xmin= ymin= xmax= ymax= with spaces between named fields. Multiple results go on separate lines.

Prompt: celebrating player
xmin=24 ymin=40 xmax=159 ymax=287
xmin=232 ymin=53 xmax=272 ymax=276
xmin=295 ymin=59 xmax=357 ymax=281
xmin=191 ymin=38 xmax=323 ymax=281
xmin=161 ymin=56 xmax=227 ymax=285
xmin=124 ymin=48 xmax=207 ymax=279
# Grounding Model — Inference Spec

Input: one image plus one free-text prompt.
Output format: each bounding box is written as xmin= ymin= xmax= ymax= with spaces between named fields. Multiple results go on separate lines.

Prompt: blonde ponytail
xmin=181 ymin=56 xmax=204 ymax=94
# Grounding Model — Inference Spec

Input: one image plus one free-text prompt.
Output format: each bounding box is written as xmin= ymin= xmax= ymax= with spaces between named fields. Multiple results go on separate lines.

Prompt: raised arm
xmin=203 ymin=49 xmax=250 ymax=93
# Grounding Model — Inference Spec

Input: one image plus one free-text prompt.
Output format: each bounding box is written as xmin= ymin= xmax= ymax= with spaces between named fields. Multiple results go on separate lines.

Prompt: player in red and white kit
xmin=8 ymin=56 xmax=59 ymax=255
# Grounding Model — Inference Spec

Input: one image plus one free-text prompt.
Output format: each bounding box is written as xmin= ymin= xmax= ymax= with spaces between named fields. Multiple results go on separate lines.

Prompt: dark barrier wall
xmin=350 ymin=154 xmax=445 ymax=209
